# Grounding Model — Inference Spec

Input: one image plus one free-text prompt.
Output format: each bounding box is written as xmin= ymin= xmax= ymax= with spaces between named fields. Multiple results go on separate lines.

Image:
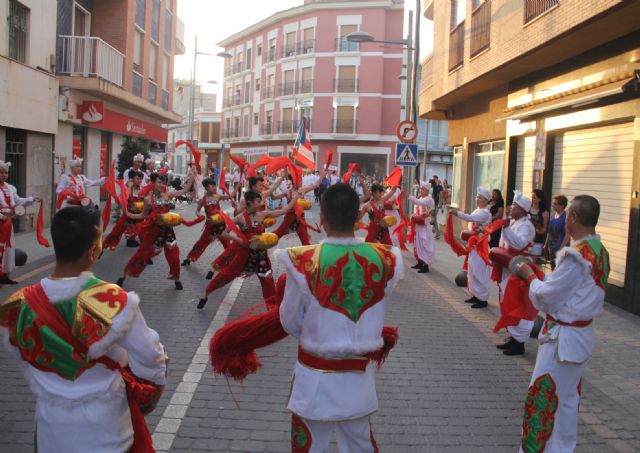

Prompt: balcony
xmin=280 ymin=81 xmax=296 ymax=96
xmin=296 ymin=79 xmax=314 ymax=94
xmin=470 ymin=0 xmax=491 ymax=58
xmin=263 ymin=85 xmax=276 ymax=99
xmin=281 ymin=43 xmax=297 ymax=58
xmin=278 ymin=120 xmax=297 ymax=135
xmin=335 ymin=38 xmax=358 ymax=52
xmin=223 ymin=127 xmax=239 ymax=139
xmin=448 ymin=22 xmax=465 ymax=71
xmin=524 ymin=0 xmax=559 ymax=24
xmin=264 ymin=47 xmax=276 ymax=63
xmin=260 ymin=123 xmax=273 ymax=135
xmin=333 ymin=119 xmax=357 ymax=135
xmin=57 ymin=35 xmax=124 ymax=87
xmin=297 ymin=39 xmax=316 ymax=54
xmin=148 ymin=81 xmax=157 ymax=105
xmin=334 ymin=78 xmax=358 ymax=93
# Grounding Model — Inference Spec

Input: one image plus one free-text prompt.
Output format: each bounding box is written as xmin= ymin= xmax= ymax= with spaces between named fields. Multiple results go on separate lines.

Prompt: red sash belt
xmin=298 ymin=347 xmax=369 ymax=372
xmin=546 ymin=314 xmax=592 ymax=328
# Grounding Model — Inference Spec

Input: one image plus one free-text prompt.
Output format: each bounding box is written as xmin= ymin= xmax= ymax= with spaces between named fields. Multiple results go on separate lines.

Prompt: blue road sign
xmin=395 ymin=143 xmax=418 ymax=166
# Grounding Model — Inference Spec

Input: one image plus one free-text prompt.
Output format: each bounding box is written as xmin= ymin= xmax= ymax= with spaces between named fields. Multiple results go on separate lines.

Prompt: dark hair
xmin=128 ymin=169 xmax=144 ymax=180
xmin=492 ymin=189 xmax=504 ymax=204
xmin=244 ymin=189 xmax=262 ymax=204
xmin=202 ymin=177 xmax=216 ymax=189
xmin=150 ymin=172 xmax=168 ymax=183
xmin=248 ymin=176 xmax=264 ymax=189
xmin=371 ymin=183 xmax=384 ymax=194
xmin=570 ymin=195 xmax=600 ymax=227
xmin=553 ymin=194 xmax=568 ymax=208
xmin=532 ymin=189 xmax=548 ymax=212
xmin=321 ymin=183 xmax=359 ymax=232
xmin=51 ymin=207 xmax=101 ymax=263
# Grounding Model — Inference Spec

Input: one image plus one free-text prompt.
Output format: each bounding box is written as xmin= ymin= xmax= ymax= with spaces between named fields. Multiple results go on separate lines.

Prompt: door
xmin=515 ymin=135 xmax=536 ymax=194
xmin=552 ymin=122 xmax=634 ymax=288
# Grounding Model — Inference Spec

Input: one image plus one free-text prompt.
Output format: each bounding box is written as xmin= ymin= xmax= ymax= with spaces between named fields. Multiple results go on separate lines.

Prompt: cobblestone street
xmin=1 ymin=204 xmax=639 ymax=452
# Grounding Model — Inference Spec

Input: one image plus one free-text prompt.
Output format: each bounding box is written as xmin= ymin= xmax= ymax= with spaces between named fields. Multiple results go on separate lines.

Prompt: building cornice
xmin=218 ymin=1 xmax=404 ymax=47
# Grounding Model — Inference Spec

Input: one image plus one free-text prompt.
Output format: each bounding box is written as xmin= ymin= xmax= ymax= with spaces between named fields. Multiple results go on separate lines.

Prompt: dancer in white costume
xmin=408 ymin=181 xmax=435 ymax=273
xmin=449 ymin=187 xmax=493 ymax=308
xmin=515 ymin=195 xmax=609 ymax=453
xmin=56 ymin=158 xmax=105 ymax=209
xmin=496 ymin=190 xmax=536 ymax=355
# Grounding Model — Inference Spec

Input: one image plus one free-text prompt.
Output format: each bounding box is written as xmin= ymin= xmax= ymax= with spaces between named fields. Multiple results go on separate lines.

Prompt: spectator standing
xmin=529 ymin=189 xmax=550 ymax=257
xmin=545 ymin=194 xmax=570 ymax=269
xmin=489 ymin=189 xmax=505 ymax=248
xmin=209 ymin=162 xmax=219 ymax=184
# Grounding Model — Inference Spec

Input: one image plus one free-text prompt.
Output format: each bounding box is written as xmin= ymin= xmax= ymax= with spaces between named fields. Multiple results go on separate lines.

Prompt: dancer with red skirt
xmin=359 ymin=183 xmax=399 ymax=246
xmin=103 ymin=169 xmax=146 ymax=250
xmin=116 ymin=173 xmax=194 ymax=290
xmin=197 ymin=189 xmax=299 ymax=309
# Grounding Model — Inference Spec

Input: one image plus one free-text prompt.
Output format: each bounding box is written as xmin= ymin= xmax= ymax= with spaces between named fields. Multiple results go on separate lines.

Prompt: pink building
xmin=218 ymin=0 xmax=404 ymax=178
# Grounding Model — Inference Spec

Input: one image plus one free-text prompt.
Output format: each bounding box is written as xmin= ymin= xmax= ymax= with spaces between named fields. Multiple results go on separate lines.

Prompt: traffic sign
xmin=396 ymin=120 xmax=418 ymax=144
xmin=395 ymin=143 xmax=418 ymax=166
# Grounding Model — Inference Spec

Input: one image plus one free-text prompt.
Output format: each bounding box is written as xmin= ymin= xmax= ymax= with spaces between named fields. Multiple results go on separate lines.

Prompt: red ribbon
xmin=35 ymin=201 xmax=50 ymax=247
xmin=181 ymin=215 xmax=205 ymax=227
xmin=325 ymin=148 xmax=333 ymax=169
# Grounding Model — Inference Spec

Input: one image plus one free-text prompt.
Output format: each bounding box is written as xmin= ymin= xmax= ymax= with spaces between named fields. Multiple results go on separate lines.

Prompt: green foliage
xmin=117 ymin=137 xmax=149 ymax=178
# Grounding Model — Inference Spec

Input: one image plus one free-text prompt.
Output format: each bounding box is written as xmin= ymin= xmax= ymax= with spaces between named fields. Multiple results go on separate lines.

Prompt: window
xmin=73 ymin=5 xmax=88 ymax=36
xmin=5 ymin=128 xmax=26 ymax=192
xmin=284 ymin=31 xmax=296 ymax=57
xmin=243 ymin=114 xmax=249 ymax=136
xmin=451 ymin=0 xmax=466 ymax=28
xmin=257 ymin=44 xmax=262 ymax=56
xmin=133 ymin=72 xmax=143 ymax=96
xmin=282 ymin=69 xmax=295 ymax=95
xmin=451 ymin=146 xmax=463 ymax=207
xmin=280 ymin=107 xmax=294 ymax=134
xmin=336 ymin=65 xmax=357 ymax=92
xmin=301 ymin=27 xmax=315 ymax=53
xmin=300 ymin=67 xmax=313 ymax=93
xmin=149 ymin=44 xmax=158 ymax=80
xmin=133 ymin=29 xmax=143 ymax=71
xmin=338 ymin=24 xmax=358 ymax=52
xmin=162 ymin=53 xmax=169 ymax=90
xmin=255 ymin=79 xmax=261 ymax=91
xmin=8 ymin=0 xmax=28 ymax=63
xmin=136 ymin=0 xmax=145 ymax=28
xmin=268 ymin=38 xmax=276 ymax=62
xmin=246 ymin=48 xmax=252 ymax=69
xmin=254 ymin=113 xmax=259 ymax=125
xmin=473 ymin=141 xmax=505 ymax=201
xmin=151 ymin=0 xmax=160 ymax=42
xmin=335 ymin=106 xmax=356 ymax=134
xmin=244 ymin=81 xmax=250 ymax=103
xmin=164 ymin=10 xmax=173 ymax=50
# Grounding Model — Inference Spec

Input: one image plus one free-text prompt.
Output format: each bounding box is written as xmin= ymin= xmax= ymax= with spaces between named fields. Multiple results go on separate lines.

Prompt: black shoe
xmin=175 ymin=281 xmax=183 ymax=290
xmin=465 ymin=296 xmax=479 ymax=304
xmin=496 ymin=337 xmax=515 ymax=350
xmin=116 ymin=277 xmax=125 ymax=287
xmin=181 ymin=259 xmax=191 ymax=266
xmin=197 ymin=298 xmax=207 ymax=309
xmin=147 ymin=259 xmax=154 ymax=265
xmin=471 ymin=300 xmax=488 ymax=309
xmin=205 ymin=270 xmax=214 ymax=280
xmin=126 ymin=239 xmax=140 ymax=247
xmin=411 ymin=262 xmax=424 ymax=269
xmin=417 ymin=265 xmax=429 ymax=273
xmin=0 ymin=277 xmax=18 ymax=285
xmin=503 ymin=341 xmax=525 ymax=356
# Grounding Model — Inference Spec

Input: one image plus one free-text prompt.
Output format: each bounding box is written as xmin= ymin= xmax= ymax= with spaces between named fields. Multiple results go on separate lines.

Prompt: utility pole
xmin=189 ymin=36 xmax=198 ymax=147
xmin=401 ymin=9 xmax=414 ymax=208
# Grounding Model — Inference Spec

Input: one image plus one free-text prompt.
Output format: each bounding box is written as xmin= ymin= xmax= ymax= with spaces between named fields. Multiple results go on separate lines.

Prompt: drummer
xmin=0 ymin=160 xmax=40 ymax=285
xmin=56 ymin=158 xmax=106 ymax=209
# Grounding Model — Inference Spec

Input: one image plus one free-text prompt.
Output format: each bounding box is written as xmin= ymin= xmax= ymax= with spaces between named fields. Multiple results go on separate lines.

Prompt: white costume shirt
xmin=409 ymin=195 xmax=436 ymax=265
xmin=56 ymin=174 xmax=105 ymax=199
xmin=0 ymin=183 xmax=34 ymax=274
xmin=456 ymin=208 xmax=492 ymax=300
xmin=1 ymin=273 xmax=167 ymax=452
xmin=276 ymin=237 xmax=404 ymax=421
xmin=529 ymin=235 xmax=605 ymax=363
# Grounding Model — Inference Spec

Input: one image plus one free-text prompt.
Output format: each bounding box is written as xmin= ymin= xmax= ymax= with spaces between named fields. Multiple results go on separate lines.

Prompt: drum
xmin=210 ymin=214 xmax=224 ymax=225
xmin=80 ymin=197 xmax=92 ymax=207
xmin=461 ymin=230 xmax=479 ymax=241
xmin=157 ymin=212 xmax=182 ymax=227
xmin=130 ymin=201 xmax=145 ymax=213
xmin=263 ymin=217 xmax=276 ymax=228
xmin=257 ymin=232 xmax=279 ymax=250
xmin=382 ymin=215 xmax=397 ymax=228
xmin=13 ymin=205 xmax=25 ymax=217
xmin=410 ymin=214 xmax=426 ymax=225
xmin=489 ymin=247 xmax=517 ymax=268
xmin=296 ymin=199 xmax=313 ymax=210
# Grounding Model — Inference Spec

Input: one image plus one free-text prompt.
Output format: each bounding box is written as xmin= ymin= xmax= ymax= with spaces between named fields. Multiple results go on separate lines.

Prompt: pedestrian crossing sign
xmin=395 ymin=143 xmax=418 ymax=166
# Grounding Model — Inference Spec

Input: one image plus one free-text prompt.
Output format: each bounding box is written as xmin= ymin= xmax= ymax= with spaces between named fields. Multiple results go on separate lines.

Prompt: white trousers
xmin=466 ymin=250 xmax=491 ymax=301
xmin=500 ymin=273 xmax=534 ymax=342
xmin=414 ymin=223 xmax=435 ymax=265
xmin=292 ymin=414 xmax=378 ymax=453
xmin=519 ymin=341 xmax=586 ymax=453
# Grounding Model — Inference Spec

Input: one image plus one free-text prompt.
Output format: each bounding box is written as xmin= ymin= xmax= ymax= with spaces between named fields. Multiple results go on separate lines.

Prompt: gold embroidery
xmin=0 ymin=290 xmax=24 ymax=319
xmin=73 ymin=283 xmax=127 ymax=338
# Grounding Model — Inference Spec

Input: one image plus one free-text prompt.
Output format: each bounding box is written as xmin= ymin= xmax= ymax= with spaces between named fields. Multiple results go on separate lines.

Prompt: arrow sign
xmin=395 ymin=143 xmax=418 ymax=166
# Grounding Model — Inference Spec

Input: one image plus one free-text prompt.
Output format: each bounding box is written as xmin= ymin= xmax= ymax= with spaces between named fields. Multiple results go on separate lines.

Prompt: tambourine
xmin=130 ymin=201 xmax=145 ymax=213
xmin=257 ymin=232 xmax=279 ymax=250
xmin=13 ymin=205 xmax=25 ymax=217
xmin=157 ymin=212 xmax=182 ymax=227
xmin=381 ymin=215 xmax=397 ymax=228
xmin=263 ymin=217 xmax=276 ymax=228
xmin=296 ymin=199 xmax=313 ymax=210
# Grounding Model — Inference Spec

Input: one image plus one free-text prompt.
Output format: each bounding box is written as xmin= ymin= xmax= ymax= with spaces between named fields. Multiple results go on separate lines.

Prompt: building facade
xmin=0 ymin=0 xmax=59 ymax=230
xmin=55 ymin=0 xmax=183 ymax=203
xmin=420 ymin=0 xmax=640 ymax=314
xmin=219 ymin=0 xmax=404 ymax=178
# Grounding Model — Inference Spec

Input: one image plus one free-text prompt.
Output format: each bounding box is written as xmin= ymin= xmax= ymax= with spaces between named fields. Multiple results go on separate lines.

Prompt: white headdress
xmin=70 ymin=158 xmax=83 ymax=167
xmin=419 ymin=180 xmax=431 ymax=189
xmin=0 ymin=161 xmax=11 ymax=170
xmin=133 ymin=153 xmax=145 ymax=162
xmin=145 ymin=158 xmax=154 ymax=165
xmin=477 ymin=187 xmax=491 ymax=201
xmin=513 ymin=190 xmax=532 ymax=212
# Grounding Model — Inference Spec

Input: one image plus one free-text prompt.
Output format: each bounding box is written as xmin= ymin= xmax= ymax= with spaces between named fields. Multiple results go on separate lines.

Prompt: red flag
xmin=115 ymin=180 xmax=129 ymax=211
xmin=384 ymin=167 xmax=403 ymax=188
xmin=229 ymin=154 xmax=248 ymax=173
xmin=158 ymin=165 xmax=169 ymax=176
xmin=342 ymin=163 xmax=362 ymax=184
xmin=325 ymin=148 xmax=334 ymax=169
xmin=218 ymin=166 xmax=229 ymax=195
xmin=36 ymin=201 xmax=50 ymax=247
xmin=175 ymin=140 xmax=202 ymax=172
xmin=101 ymin=196 xmax=112 ymax=232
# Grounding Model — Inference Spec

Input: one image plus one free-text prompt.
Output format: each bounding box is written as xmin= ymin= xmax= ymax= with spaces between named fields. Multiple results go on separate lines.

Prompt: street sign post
xmin=396 ymin=120 xmax=418 ymax=144
xmin=395 ymin=143 xmax=418 ymax=167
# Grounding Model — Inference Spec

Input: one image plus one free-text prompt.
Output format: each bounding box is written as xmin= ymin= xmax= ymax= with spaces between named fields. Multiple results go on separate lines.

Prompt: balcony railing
xmin=296 ymin=79 xmax=314 ymax=94
xmin=336 ymin=38 xmax=358 ymax=52
xmin=263 ymin=86 xmax=276 ymax=99
xmin=264 ymin=47 xmax=276 ymax=63
xmin=148 ymin=81 xmax=157 ymax=105
xmin=57 ymin=35 xmax=125 ymax=87
xmin=297 ymin=39 xmax=315 ymax=54
xmin=232 ymin=62 xmax=243 ymax=74
xmin=133 ymin=72 xmax=143 ymax=97
xmin=333 ymin=119 xmax=357 ymax=134
xmin=278 ymin=120 xmax=297 ymax=135
xmin=524 ymin=0 xmax=559 ymax=23
xmin=161 ymin=89 xmax=169 ymax=110
xmin=261 ymin=123 xmax=273 ymax=135
xmin=223 ymin=128 xmax=239 ymax=139
xmin=281 ymin=43 xmax=297 ymax=58
xmin=334 ymin=78 xmax=358 ymax=93
xmin=448 ymin=21 xmax=465 ymax=71
xmin=280 ymin=81 xmax=296 ymax=96
xmin=470 ymin=0 xmax=491 ymax=57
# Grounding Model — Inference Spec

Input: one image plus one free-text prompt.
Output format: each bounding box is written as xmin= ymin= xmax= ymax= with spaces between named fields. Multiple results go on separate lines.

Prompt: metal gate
xmin=5 ymin=128 xmax=26 ymax=193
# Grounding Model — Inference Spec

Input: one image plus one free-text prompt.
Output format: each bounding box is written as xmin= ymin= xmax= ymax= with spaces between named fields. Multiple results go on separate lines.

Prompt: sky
xmin=175 ymin=0 xmax=433 ymax=107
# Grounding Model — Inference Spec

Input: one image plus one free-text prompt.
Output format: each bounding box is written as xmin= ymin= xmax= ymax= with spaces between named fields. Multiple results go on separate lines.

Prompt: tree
xmin=117 ymin=137 xmax=150 ymax=178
